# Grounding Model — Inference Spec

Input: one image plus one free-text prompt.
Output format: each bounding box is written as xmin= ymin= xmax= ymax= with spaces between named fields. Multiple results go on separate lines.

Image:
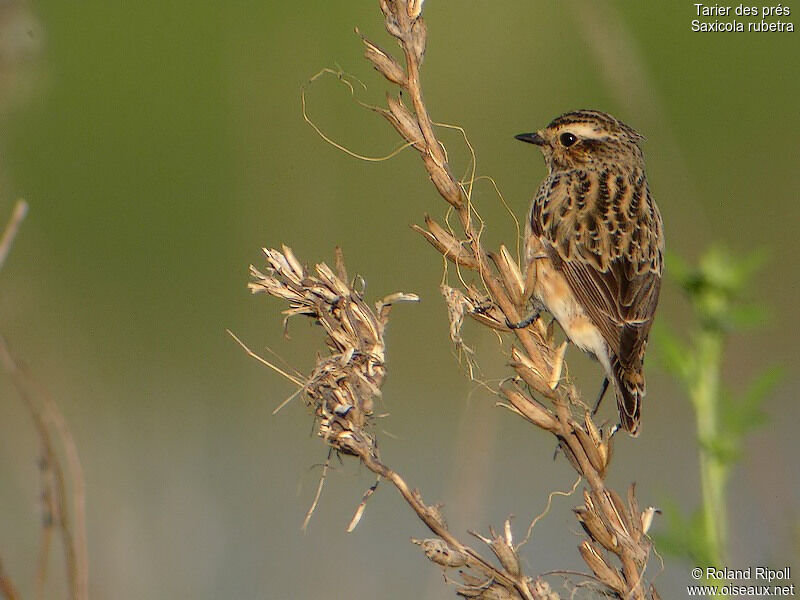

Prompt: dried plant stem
xmin=252 ymin=2 xmax=660 ymax=598
xmin=249 ymin=246 xmax=550 ymax=598
xmin=302 ymin=450 xmax=331 ymax=532
xmin=34 ymin=463 xmax=56 ymax=600
xmin=0 ymin=558 xmax=21 ymax=600
xmin=358 ymin=450 xmax=534 ymax=599
xmin=0 ymin=200 xmax=28 ymax=273
xmin=360 ymin=455 xmax=533 ymax=600
xmin=357 ymin=1 xmax=658 ymax=598
xmin=0 ymin=336 xmax=89 ymax=600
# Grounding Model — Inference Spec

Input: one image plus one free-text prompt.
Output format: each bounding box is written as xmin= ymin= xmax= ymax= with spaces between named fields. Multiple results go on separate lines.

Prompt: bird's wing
xmin=531 ymin=168 xmax=664 ymax=366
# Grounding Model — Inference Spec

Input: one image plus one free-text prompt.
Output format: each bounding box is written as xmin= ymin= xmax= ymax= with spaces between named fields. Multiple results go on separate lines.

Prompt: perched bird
xmin=514 ymin=110 xmax=664 ymax=436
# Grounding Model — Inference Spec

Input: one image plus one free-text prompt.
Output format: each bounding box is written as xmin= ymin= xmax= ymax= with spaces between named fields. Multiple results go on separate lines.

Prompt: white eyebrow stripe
xmin=557 ymin=122 xmax=608 ymax=140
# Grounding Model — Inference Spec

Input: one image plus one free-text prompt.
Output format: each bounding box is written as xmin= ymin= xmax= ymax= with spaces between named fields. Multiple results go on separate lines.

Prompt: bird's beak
xmin=515 ymin=132 xmax=545 ymax=146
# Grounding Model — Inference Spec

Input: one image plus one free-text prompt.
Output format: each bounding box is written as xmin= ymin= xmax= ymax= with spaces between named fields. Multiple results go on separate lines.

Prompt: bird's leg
xmin=506 ymin=310 xmax=540 ymax=330
xmin=591 ymin=377 xmax=610 ymax=415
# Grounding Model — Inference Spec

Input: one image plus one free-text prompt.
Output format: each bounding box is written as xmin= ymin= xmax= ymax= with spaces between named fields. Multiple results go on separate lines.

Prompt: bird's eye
xmin=559 ymin=132 xmax=577 ymax=147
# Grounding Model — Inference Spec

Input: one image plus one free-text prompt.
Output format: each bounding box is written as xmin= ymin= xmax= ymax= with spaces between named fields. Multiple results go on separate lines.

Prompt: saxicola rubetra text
xmin=514 ymin=110 xmax=664 ymax=436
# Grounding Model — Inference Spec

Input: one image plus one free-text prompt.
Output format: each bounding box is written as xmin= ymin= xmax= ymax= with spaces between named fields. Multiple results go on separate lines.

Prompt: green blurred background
xmin=0 ymin=1 xmax=797 ymax=598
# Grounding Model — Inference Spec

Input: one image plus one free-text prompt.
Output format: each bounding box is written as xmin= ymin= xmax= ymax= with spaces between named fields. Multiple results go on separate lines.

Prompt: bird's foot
xmin=505 ymin=310 xmax=540 ymax=330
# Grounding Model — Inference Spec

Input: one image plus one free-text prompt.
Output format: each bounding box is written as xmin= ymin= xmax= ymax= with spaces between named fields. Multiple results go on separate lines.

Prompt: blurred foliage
xmin=655 ymin=247 xmax=782 ymax=581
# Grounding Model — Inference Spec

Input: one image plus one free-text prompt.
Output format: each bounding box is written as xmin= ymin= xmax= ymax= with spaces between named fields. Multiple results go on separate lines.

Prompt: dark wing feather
xmin=533 ymin=167 xmax=664 ymax=366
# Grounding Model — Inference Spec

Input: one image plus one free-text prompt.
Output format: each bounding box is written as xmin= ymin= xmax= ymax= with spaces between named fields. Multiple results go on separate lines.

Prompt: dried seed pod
xmin=488 ymin=535 xmax=521 ymax=577
xmin=501 ymin=385 xmax=559 ymax=431
xmin=361 ymin=35 xmax=407 ymax=87
xmin=606 ymin=488 xmax=635 ymax=538
xmin=489 ymin=245 xmax=525 ymax=305
xmin=628 ymin=482 xmax=642 ymax=539
xmin=411 ymin=538 xmax=467 ymax=567
xmin=413 ymin=224 xmax=479 ymax=269
xmin=378 ymin=0 xmax=403 ymax=39
xmin=423 ymin=215 xmax=472 ymax=257
xmin=408 ymin=18 xmax=427 ymax=64
xmin=509 ymin=347 xmax=551 ymax=397
xmin=574 ymin=506 xmax=617 ymax=552
xmin=386 ymin=93 xmax=424 ymax=147
xmin=428 ymin=164 xmax=464 ymax=208
xmin=281 ymin=244 xmax=305 ymax=280
xmin=549 ymin=341 xmax=567 ymax=389
xmin=571 ymin=421 xmax=607 ymax=476
xmin=578 ymin=540 xmax=626 ymax=592
xmin=584 ymin=412 xmax=602 ymax=446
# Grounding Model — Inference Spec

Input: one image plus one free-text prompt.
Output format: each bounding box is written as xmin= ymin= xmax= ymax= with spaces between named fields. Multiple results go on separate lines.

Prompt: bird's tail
xmin=612 ymin=359 xmax=645 ymax=436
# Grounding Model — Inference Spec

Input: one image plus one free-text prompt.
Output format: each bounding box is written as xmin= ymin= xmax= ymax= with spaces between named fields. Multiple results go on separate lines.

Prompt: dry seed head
xmin=497 ymin=245 xmax=526 ymax=305
xmin=574 ymin=506 xmax=618 ymax=552
xmin=500 ymin=384 xmax=559 ymax=431
xmin=250 ymin=246 xmax=416 ymax=458
xmin=386 ymin=93 xmax=423 ymax=144
xmin=549 ymin=341 xmax=567 ymax=390
xmin=571 ymin=421 xmax=607 ymax=476
xmin=510 ymin=346 xmax=546 ymax=384
xmin=408 ymin=17 xmax=427 ymax=63
xmin=584 ymin=412 xmax=602 ymax=446
xmin=429 ymin=165 xmax=464 ymax=208
xmin=627 ymin=482 xmax=642 ymax=540
xmin=280 ymin=244 xmax=304 ymax=280
xmin=605 ymin=488 xmax=635 ymax=539
xmin=361 ymin=34 xmax=407 ymax=87
xmin=578 ymin=540 xmax=626 ymax=592
xmin=412 ymin=538 xmax=467 ymax=568
xmin=414 ymin=216 xmax=479 ymax=269
xmin=480 ymin=529 xmax=521 ymax=578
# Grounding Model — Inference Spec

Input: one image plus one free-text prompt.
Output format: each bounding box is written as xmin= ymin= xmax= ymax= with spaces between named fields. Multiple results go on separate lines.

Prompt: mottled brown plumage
xmin=516 ymin=110 xmax=664 ymax=435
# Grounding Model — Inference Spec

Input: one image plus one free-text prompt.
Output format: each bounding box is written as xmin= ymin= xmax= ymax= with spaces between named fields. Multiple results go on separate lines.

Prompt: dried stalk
xmin=0 ymin=200 xmax=28 ymax=272
xmin=249 ymin=2 xmax=661 ymax=598
xmin=0 ymin=558 xmax=21 ymax=600
xmin=248 ymin=246 xmax=556 ymax=599
xmin=357 ymin=1 xmax=659 ymax=598
xmin=0 ymin=337 xmax=89 ymax=600
xmin=0 ymin=203 xmax=89 ymax=600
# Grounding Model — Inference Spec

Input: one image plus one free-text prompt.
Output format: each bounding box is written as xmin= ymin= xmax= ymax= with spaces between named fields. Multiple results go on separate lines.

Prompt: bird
xmin=513 ymin=109 xmax=664 ymax=436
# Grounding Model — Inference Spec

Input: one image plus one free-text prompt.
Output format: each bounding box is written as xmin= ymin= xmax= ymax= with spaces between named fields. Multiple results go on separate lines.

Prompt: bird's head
xmin=516 ymin=110 xmax=644 ymax=171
